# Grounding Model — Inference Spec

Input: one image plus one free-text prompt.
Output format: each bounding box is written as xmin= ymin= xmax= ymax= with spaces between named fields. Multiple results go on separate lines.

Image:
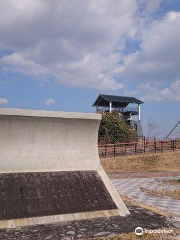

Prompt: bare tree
xmin=147 ymin=117 xmax=159 ymax=139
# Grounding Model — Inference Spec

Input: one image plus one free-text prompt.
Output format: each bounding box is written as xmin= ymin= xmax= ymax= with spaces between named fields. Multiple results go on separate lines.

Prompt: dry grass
xmin=95 ymin=229 xmax=180 ymax=240
xmin=141 ymin=188 xmax=180 ymax=201
xmin=159 ymin=179 xmax=180 ymax=186
xmin=101 ymin=151 xmax=180 ymax=173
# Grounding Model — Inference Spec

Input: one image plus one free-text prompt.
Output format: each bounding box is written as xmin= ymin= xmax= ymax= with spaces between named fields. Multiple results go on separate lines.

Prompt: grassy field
xmin=101 ymin=151 xmax=180 ymax=174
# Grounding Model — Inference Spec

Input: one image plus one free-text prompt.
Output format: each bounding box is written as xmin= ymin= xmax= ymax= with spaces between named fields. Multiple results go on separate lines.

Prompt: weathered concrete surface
xmin=0 ymin=109 xmax=101 ymax=173
xmin=0 ymin=108 xmax=129 ymax=229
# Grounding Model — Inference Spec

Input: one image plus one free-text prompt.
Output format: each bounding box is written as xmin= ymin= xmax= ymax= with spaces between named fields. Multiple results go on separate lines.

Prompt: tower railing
xmin=96 ymin=107 xmax=138 ymax=114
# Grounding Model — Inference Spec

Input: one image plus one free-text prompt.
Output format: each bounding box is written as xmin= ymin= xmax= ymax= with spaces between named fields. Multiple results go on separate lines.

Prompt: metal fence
xmin=98 ymin=138 xmax=180 ymax=158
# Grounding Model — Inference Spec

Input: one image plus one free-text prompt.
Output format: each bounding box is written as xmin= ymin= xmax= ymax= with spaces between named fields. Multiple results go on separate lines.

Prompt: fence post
xmin=144 ymin=142 xmax=146 ymax=153
xmin=124 ymin=144 xmax=126 ymax=155
xmin=98 ymin=138 xmax=180 ymax=159
xmin=143 ymin=137 xmax=146 ymax=153
xmin=154 ymin=140 xmax=157 ymax=153
xmin=135 ymin=143 xmax=137 ymax=154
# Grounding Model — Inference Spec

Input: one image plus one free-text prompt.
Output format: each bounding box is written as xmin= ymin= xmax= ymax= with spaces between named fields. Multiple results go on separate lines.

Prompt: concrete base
xmin=0 ymin=209 xmax=121 ymax=229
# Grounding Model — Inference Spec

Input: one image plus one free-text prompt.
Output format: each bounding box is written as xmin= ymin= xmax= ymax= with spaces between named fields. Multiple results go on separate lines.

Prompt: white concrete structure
xmin=0 ymin=108 xmax=101 ymax=173
xmin=109 ymin=101 xmax=112 ymax=112
xmin=0 ymin=108 xmax=129 ymax=229
xmin=138 ymin=104 xmax=141 ymax=121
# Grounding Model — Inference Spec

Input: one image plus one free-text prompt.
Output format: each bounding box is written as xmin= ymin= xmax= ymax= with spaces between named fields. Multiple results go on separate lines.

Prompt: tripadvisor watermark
xmin=135 ymin=227 xmax=173 ymax=235
xmin=135 ymin=227 xmax=144 ymax=235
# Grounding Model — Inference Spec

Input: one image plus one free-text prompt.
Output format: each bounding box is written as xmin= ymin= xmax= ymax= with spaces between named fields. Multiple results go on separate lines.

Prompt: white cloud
xmin=115 ymin=10 xmax=180 ymax=102
xmin=138 ymin=0 xmax=163 ymax=15
xmin=45 ymin=98 xmax=55 ymax=106
xmin=158 ymin=80 xmax=180 ymax=102
xmin=0 ymin=0 xmax=138 ymax=91
xmin=1 ymin=53 xmax=49 ymax=80
xmin=0 ymin=98 xmax=8 ymax=105
xmin=118 ymin=11 xmax=180 ymax=85
xmin=0 ymin=0 xmax=179 ymax=102
xmin=138 ymin=79 xmax=180 ymax=102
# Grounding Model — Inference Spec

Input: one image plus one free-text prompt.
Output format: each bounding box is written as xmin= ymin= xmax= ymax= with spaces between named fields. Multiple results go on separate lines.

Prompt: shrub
xmin=98 ymin=111 xmax=137 ymax=144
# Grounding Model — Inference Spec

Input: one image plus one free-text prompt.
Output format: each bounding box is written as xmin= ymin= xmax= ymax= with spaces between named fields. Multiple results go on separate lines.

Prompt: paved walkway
xmin=112 ymin=177 xmax=180 ymax=217
xmin=0 ymin=203 xmax=179 ymax=240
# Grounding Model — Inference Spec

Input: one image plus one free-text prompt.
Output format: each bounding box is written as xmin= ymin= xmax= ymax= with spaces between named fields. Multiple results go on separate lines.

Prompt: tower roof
xmin=92 ymin=94 xmax=143 ymax=108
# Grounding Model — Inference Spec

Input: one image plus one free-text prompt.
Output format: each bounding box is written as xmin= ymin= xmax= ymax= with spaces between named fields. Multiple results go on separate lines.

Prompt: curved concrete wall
xmin=0 ymin=108 xmax=129 ymax=228
xmin=0 ymin=108 xmax=101 ymax=173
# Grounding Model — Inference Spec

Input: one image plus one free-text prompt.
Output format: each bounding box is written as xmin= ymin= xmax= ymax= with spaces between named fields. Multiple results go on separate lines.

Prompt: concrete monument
xmin=0 ymin=108 xmax=129 ymax=229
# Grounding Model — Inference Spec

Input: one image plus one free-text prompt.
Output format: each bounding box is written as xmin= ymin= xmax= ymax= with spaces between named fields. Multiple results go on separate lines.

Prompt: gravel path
xmin=0 ymin=203 xmax=179 ymax=239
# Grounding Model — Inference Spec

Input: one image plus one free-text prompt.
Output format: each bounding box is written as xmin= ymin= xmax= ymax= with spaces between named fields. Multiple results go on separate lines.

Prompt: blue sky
xmin=0 ymin=0 xmax=180 ymax=137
